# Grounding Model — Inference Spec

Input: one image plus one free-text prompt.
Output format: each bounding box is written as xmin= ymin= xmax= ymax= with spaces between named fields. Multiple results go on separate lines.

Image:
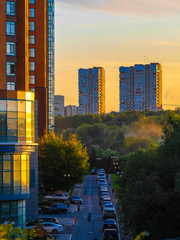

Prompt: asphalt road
xmin=72 ymin=175 xmax=103 ymax=240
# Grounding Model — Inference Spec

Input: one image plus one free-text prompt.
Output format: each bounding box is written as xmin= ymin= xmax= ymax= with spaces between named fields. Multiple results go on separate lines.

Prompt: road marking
xmin=88 ymin=232 xmax=93 ymax=234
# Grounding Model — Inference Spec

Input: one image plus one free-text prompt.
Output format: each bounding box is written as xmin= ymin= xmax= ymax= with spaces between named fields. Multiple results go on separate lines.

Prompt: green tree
xmin=116 ymin=113 xmax=180 ymax=240
xmin=39 ymin=131 xmax=89 ymax=191
xmin=0 ymin=223 xmax=36 ymax=240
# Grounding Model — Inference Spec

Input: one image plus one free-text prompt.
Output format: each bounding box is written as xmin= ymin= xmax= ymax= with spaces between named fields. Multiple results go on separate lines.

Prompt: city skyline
xmin=55 ymin=0 xmax=180 ymax=112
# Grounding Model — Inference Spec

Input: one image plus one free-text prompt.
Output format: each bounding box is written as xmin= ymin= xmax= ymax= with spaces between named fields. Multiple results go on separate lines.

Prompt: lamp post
xmin=64 ymin=173 xmax=70 ymax=191
xmin=111 ymin=156 xmax=120 ymax=175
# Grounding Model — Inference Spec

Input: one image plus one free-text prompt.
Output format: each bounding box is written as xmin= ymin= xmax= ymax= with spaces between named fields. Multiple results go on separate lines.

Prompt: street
xmin=72 ymin=175 xmax=104 ymax=240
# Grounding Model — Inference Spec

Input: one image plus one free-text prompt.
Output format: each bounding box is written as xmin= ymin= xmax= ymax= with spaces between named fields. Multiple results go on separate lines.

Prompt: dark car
xmin=71 ymin=195 xmax=82 ymax=204
xmin=103 ymin=209 xmax=116 ymax=220
xmin=43 ymin=203 xmax=68 ymax=214
xmin=103 ymin=219 xmax=117 ymax=231
xmin=26 ymin=217 xmax=58 ymax=226
xmin=103 ymin=229 xmax=118 ymax=240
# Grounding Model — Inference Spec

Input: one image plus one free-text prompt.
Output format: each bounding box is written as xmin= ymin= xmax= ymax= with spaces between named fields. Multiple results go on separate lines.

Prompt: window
xmin=6 ymin=2 xmax=15 ymax=16
xmin=30 ymin=48 xmax=35 ymax=58
xmin=6 ymin=62 xmax=15 ymax=76
xmin=30 ymin=0 xmax=35 ymax=3
xmin=6 ymin=22 xmax=15 ymax=36
xmin=6 ymin=42 xmax=16 ymax=56
xmin=30 ymin=62 xmax=35 ymax=71
xmin=30 ymin=75 xmax=35 ymax=84
xmin=30 ymin=8 xmax=35 ymax=18
xmin=7 ymin=82 xmax=16 ymax=91
xmin=30 ymin=22 xmax=35 ymax=31
xmin=30 ymin=88 xmax=35 ymax=92
xmin=30 ymin=35 xmax=35 ymax=44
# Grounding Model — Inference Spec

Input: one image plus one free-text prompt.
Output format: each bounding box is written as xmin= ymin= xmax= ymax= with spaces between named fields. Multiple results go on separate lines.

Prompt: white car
xmin=44 ymin=193 xmax=69 ymax=200
xmin=41 ymin=222 xmax=63 ymax=234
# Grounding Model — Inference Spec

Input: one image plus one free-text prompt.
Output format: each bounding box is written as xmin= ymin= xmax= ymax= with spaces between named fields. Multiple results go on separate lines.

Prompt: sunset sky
xmin=55 ymin=0 xmax=180 ymax=112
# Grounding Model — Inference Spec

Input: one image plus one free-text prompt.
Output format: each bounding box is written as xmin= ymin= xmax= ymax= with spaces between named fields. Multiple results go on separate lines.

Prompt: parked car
xmin=71 ymin=195 xmax=82 ymax=204
xmin=103 ymin=219 xmax=117 ymax=231
xmin=26 ymin=217 xmax=58 ymax=227
xmin=27 ymin=222 xmax=63 ymax=234
xmin=41 ymin=222 xmax=63 ymax=234
xmin=103 ymin=206 xmax=115 ymax=215
xmin=102 ymin=200 xmax=112 ymax=210
xmin=103 ymin=203 xmax=114 ymax=211
xmin=103 ymin=209 xmax=116 ymax=220
xmin=97 ymin=169 xmax=105 ymax=174
xmin=101 ymin=197 xmax=111 ymax=205
xmin=103 ymin=229 xmax=118 ymax=240
xmin=42 ymin=203 xmax=68 ymax=214
xmin=44 ymin=193 xmax=69 ymax=200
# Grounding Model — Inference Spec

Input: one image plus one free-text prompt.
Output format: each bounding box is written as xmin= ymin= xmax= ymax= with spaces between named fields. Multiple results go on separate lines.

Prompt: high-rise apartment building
xmin=78 ymin=67 xmax=105 ymax=115
xmin=64 ymin=105 xmax=79 ymax=117
xmin=54 ymin=95 xmax=64 ymax=117
xmin=0 ymin=0 xmax=54 ymax=227
xmin=119 ymin=63 xmax=162 ymax=112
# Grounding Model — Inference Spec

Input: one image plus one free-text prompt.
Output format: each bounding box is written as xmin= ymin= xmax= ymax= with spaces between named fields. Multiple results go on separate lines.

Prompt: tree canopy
xmin=116 ymin=113 xmax=180 ymax=240
xmin=38 ymin=131 xmax=89 ymax=191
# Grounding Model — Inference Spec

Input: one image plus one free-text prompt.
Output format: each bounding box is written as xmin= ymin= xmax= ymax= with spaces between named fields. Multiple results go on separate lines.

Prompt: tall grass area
xmin=111 ymin=174 xmax=120 ymax=193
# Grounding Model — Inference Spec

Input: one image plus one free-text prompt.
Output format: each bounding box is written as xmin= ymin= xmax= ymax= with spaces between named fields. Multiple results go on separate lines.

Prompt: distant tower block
xmin=78 ymin=67 xmax=105 ymax=115
xmin=119 ymin=63 xmax=162 ymax=112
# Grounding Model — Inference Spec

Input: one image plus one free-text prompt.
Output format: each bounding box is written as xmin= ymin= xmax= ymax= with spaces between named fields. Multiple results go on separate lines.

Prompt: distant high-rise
xmin=78 ymin=67 xmax=105 ymax=115
xmin=119 ymin=63 xmax=162 ymax=112
xmin=54 ymin=95 xmax=64 ymax=117
xmin=64 ymin=105 xmax=79 ymax=117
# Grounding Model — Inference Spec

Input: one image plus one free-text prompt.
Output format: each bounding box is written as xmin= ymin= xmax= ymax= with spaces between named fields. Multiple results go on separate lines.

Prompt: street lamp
xmin=64 ymin=173 xmax=70 ymax=191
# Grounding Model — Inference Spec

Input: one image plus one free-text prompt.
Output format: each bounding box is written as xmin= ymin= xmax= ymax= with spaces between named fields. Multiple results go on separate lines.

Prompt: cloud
xmin=138 ymin=40 xmax=180 ymax=47
xmin=56 ymin=0 xmax=180 ymax=15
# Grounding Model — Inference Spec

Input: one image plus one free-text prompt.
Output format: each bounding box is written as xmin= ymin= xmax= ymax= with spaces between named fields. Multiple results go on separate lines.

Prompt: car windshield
xmin=105 ymin=219 xmax=116 ymax=224
xmin=73 ymin=196 xmax=80 ymax=199
xmin=105 ymin=229 xmax=117 ymax=235
xmin=105 ymin=204 xmax=113 ymax=208
xmin=106 ymin=209 xmax=115 ymax=213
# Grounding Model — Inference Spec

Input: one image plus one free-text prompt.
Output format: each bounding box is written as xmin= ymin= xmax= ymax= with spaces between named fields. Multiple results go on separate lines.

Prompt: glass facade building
xmin=0 ymin=91 xmax=36 ymax=228
xmin=48 ymin=0 xmax=55 ymax=131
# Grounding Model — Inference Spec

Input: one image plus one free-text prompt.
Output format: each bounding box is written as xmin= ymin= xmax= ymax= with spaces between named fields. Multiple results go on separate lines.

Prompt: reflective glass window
xmin=6 ymin=22 xmax=15 ymax=35
xmin=7 ymin=82 xmax=16 ymax=90
xmin=30 ymin=48 xmax=35 ymax=58
xmin=30 ymin=75 xmax=35 ymax=84
xmin=30 ymin=62 xmax=35 ymax=71
xmin=6 ymin=62 xmax=15 ymax=76
xmin=6 ymin=42 xmax=16 ymax=56
xmin=30 ymin=22 xmax=35 ymax=31
xmin=0 ymin=101 xmax=7 ymax=111
xmin=30 ymin=0 xmax=35 ymax=4
xmin=30 ymin=35 xmax=35 ymax=44
xmin=18 ymin=101 xmax=26 ymax=112
xmin=6 ymin=2 xmax=15 ymax=16
xmin=7 ymin=101 xmax=18 ymax=112
xmin=30 ymin=8 xmax=35 ymax=18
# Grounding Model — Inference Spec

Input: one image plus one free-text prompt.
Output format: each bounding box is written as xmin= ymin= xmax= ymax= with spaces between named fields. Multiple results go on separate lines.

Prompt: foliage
xmin=55 ymin=110 xmax=169 ymax=131
xmin=0 ymin=223 xmax=37 ymax=240
xmin=38 ymin=131 xmax=90 ymax=191
xmin=116 ymin=113 xmax=180 ymax=240
xmin=111 ymin=174 xmax=120 ymax=193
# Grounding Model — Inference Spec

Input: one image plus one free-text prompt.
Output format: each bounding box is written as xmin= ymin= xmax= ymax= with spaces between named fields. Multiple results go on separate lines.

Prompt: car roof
xmin=73 ymin=195 xmax=81 ymax=198
xmin=104 ymin=229 xmax=117 ymax=232
xmin=104 ymin=219 xmax=116 ymax=224
xmin=42 ymin=222 xmax=57 ymax=225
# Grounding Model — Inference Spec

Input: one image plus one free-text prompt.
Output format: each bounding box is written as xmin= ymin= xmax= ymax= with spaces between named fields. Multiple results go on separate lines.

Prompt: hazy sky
xmin=55 ymin=0 xmax=180 ymax=112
